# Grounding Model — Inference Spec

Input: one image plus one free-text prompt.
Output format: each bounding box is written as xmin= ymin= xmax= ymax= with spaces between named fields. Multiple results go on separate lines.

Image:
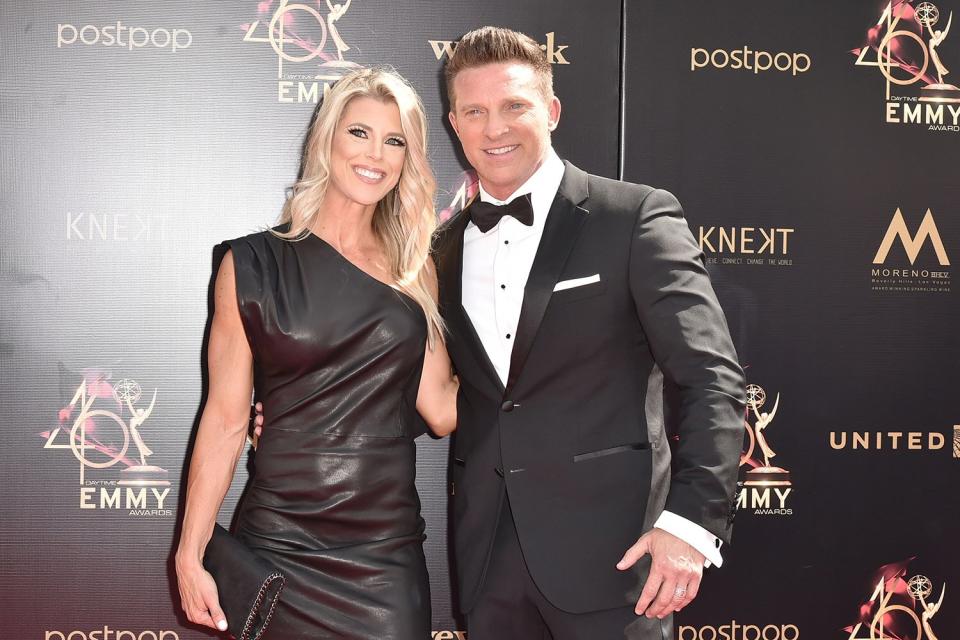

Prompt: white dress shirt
xmin=461 ymin=147 xmax=724 ymax=567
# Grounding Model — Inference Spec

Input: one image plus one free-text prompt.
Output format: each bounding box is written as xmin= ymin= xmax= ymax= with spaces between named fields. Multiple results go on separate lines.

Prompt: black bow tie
xmin=468 ymin=193 xmax=534 ymax=233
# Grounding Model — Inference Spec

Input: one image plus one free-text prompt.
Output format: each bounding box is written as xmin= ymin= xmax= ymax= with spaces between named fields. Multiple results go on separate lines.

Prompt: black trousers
xmin=466 ymin=497 xmax=672 ymax=640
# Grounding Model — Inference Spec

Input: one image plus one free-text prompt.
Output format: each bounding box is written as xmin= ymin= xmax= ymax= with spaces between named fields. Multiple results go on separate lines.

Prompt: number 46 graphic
xmin=846 ymin=575 xmax=945 ymax=640
xmin=854 ymin=1 xmax=934 ymax=97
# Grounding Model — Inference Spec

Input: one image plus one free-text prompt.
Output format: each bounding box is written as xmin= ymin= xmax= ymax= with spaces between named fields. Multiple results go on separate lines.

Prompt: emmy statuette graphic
xmin=113 ymin=379 xmax=170 ymax=487
xmin=742 ymin=384 xmax=791 ymax=487
xmin=916 ymin=3 xmax=960 ymax=102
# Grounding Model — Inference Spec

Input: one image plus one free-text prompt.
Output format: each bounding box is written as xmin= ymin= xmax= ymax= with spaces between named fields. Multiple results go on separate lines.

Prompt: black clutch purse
xmin=202 ymin=523 xmax=286 ymax=640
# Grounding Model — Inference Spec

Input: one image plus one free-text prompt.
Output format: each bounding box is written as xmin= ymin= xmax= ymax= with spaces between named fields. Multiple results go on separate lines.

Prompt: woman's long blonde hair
xmin=274 ymin=68 xmax=443 ymax=345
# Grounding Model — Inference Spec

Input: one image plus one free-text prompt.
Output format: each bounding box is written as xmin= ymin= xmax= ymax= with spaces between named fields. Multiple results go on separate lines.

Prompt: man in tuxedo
xmin=434 ymin=27 xmax=746 ymax=639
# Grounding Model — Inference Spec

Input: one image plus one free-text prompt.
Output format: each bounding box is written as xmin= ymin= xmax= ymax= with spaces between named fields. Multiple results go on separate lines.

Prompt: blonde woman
xmin=175 ymin=68 xmax=457 ymax=639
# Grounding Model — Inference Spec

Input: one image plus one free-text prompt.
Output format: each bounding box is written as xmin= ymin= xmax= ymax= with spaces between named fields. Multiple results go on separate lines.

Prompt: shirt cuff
xmin=653 ymin=510 xmax=723 ymax=568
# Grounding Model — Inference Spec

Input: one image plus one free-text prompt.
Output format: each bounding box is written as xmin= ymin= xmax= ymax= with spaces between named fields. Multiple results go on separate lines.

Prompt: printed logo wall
xmin=4 ymin=0 xmax=958 ymax=638
xmin=3 ymin=0 xmax=620 ymax=637
xmin=625 ymin=1 xmax=958 ymax=638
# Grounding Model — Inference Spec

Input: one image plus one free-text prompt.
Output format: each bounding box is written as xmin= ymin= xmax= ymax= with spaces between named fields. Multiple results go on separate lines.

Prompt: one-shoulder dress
xmin=219 ymin=229 xmax=430 ymax=639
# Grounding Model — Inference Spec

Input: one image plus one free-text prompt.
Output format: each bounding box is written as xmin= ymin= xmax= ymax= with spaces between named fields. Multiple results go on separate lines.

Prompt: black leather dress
xmin=220 ymin=229 xmax=430 ymax=639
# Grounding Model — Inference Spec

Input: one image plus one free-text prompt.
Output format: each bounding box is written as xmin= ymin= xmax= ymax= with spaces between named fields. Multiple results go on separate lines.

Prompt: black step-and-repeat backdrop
xmin=624 ymin=1 xmax=958 ymax=639
xmin=0 ymin=1 xmax=955 ymax=638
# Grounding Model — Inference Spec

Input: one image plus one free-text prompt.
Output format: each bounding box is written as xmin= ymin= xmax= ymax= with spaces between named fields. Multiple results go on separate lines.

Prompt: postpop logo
xmin=45 ymin=629 xmax=178 ymax=640
xmin=57 ymin=21 xmax=192 ymax=52
xmin=678 ymin=621 xmax=799 ymax=640
xmin=690 ymin=46 xmax=811 ymax=75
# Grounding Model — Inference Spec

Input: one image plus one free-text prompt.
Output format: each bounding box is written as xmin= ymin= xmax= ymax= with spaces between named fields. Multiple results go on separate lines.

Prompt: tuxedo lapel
xmin=505 ymin=162 xmax=590 ymax=394
xmin=437 ymin=209 xmax=506 ymax=396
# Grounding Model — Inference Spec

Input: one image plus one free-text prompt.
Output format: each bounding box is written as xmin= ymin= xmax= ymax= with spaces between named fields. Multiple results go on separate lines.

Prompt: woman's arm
xmin=415 ymin=257 xmax=458 ymax=437
xmin=175 ymin=250 xmax=254 ymax=631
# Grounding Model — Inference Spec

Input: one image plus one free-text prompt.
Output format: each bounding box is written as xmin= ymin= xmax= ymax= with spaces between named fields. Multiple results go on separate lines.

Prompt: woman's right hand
xmin=176 ymin=558 xmax=229 ymax=632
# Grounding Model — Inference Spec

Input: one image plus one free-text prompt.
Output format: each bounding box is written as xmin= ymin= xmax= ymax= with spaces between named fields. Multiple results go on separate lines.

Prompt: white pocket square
xmin=553 ymin=274 xmax=601 ymax=292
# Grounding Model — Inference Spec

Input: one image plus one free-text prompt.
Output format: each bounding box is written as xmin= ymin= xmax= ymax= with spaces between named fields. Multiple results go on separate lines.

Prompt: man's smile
xmin=483 ymin=144 xmax=519 ymax=156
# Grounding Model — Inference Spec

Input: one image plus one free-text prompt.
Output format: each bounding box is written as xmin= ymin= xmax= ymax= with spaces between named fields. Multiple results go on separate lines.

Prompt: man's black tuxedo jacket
xmin=433 ymin=161 xmax=746 ymax=615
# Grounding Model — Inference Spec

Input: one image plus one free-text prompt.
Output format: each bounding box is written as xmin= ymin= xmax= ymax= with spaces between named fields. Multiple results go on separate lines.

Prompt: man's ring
xmin=673 ymin=586 xmax=687 ymax=599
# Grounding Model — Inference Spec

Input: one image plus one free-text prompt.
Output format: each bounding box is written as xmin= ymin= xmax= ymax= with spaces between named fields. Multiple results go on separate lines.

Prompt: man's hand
xmin=251 ymin=402 xmax=264 ymax=446
xmin=617 ymin=528 xmax=705 ymax=618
